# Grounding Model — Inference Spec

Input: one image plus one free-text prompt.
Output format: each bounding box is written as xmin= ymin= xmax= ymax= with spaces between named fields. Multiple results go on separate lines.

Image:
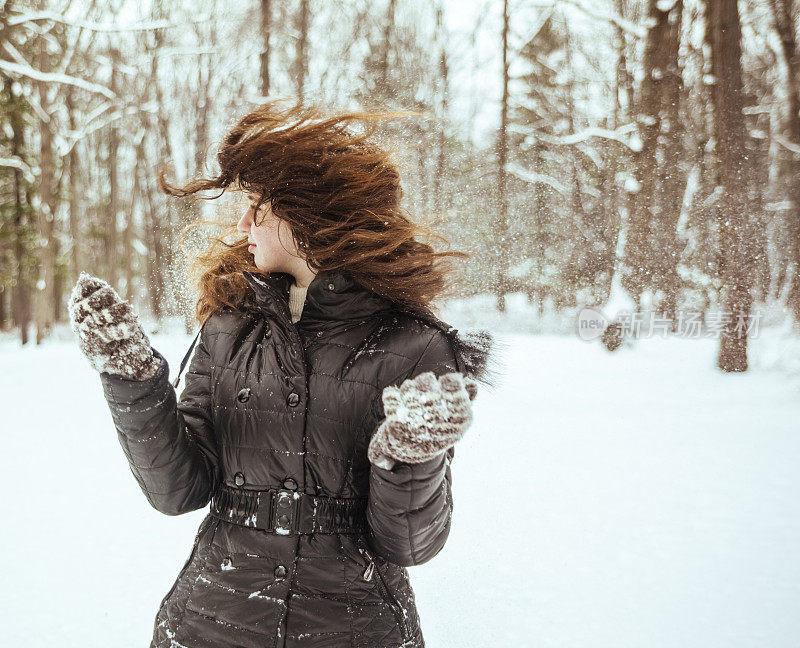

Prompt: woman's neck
xmin=289 ymin=262 xmax=317 ymax=289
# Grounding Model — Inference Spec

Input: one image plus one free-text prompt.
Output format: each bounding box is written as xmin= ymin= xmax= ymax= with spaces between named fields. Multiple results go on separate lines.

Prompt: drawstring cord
xmin=171 ymin=329 xmax=202 ymax=389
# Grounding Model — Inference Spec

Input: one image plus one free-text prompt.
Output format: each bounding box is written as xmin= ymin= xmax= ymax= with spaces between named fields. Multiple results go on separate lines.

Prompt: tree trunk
xmin=260 ymin=0 xmax=273 ymax=97
xmin=495 ymin=0 xmax=510 ymax=312
xmin=293 ymin=0 xmax=310 ymax=101
xmin=152 ymin=47 xmax=178 ymax=318
xmin=768 ymin=0 xmax=800 ymax=328
xmin=138 ymin=141 xmax=166 ymax=323
xmin=122 ymin=185 xmax=136 ymax=302
xmin=106 ymin=49 xmax=120 ymax=291
xmin=35 ymin=35 xmax=56 ymax=344
xmin=605 ymin=0 xmax=636 ymax=318
xmin=623 ymin=0 xmax=671 ymax=304
xmin=7 ymin=74 xmax=31 ymax=344
xmin=653 ymin=0 xmax=684 ymax=324
xmin=706 ymin=0 xmax=754 ymax=371
xmin=434 ymin=4 xmax=449 ymax=211
xmin=143 ymin=49 xmax=169 ymax=322
xmin=66 ymin=88 xmax=83 ymax=283
xmin=380 ymin=0 xmax=397 ymax=95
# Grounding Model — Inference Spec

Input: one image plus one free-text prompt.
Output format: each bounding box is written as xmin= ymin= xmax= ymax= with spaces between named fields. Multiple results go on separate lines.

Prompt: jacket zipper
xmin=357 ymin=540 xmax=410 ymax=641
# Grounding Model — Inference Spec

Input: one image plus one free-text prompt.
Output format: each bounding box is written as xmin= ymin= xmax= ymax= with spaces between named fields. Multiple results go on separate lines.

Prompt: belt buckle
xmin=270 ymin=488 xmax=300 ymax=534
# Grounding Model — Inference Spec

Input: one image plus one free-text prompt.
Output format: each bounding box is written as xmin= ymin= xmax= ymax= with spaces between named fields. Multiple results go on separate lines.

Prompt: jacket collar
xmin=241 ymin=268 xmax=395 ymax=327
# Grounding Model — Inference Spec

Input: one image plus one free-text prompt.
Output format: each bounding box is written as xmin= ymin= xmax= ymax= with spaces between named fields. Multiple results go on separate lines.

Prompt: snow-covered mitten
xmin=67 ymin=271 xmax=163 ymax=380
xmin=367 ymin=371 xmax=479 ymax=470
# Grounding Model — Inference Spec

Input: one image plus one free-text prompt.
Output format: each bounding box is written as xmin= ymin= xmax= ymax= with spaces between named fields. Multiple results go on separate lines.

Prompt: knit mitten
xmin=367 ymin=371 xmax=479 ymax=470
xmin=68 ymin=271 xmax=163 ymax=380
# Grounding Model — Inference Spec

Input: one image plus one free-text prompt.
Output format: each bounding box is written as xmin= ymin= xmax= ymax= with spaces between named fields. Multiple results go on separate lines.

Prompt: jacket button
xmin=327 ymin=282 xmax=335 ymax=291
xmin=278 ymin=514 xmax=290 ymax=526
xmin=287 ymin=392 xmax=300 ymax=407
xmin=274 ymin=565 xmax=287 ymax=579
xmin=264 ymin=327 xmax=272 ymax=338
xmin=283 ymin=477 xmax=298 ymax=490
xmin=316 ymin=330 xmax=323 ymax=337
xmin=234 ymin=472 xmax=245 ymax=487
xmin=237 ymin=387 xmax=251 ymax=403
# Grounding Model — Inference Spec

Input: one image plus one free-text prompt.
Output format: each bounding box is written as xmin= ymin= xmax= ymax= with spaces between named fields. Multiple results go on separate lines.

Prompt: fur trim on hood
xmin=394 ymin=306 xmax=504 ymax=389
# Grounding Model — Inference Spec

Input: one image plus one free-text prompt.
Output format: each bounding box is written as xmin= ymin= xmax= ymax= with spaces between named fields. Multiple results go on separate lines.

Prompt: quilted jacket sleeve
xmin=98 ymin=323 xmax=221 ymax=516
xmin=365 ymin=329 xmax=459 ymax=567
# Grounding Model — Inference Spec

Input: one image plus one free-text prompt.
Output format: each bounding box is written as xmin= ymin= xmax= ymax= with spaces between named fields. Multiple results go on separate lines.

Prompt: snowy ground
xmin=2 ymin=315 xmax=800 ymax=648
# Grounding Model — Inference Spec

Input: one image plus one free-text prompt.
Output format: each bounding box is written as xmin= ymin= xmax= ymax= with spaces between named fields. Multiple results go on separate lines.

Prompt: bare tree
xmin=706 ymin=0 xmax=755 ymax=371
xmin=652 ymin=0 xmax=684 ymax=324
xmin=292 ymin=0 xmax=311 ymax=101
xmin=65 ymin=87 xmax=83 ymax=286
xmin=260 ymin=0 xmax=273 ymax=97
xmin=768 ymin=0 xmax=800 ymax=329
xmin=34 ymin=30 xmax=57 ymax=344
xmin=433 ymin=4 xmax=449 ymax=211
xmin=623 ymin=0 xmax=684 ymax=317
xmin=495 ymin=0 xmax=511 ymax=312
xmin=106 ymin=47 xmax=121 ymax=292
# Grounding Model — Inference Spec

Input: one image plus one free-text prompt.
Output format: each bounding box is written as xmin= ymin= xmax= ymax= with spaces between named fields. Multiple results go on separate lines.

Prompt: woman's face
xmin=236 ymin=192 xmax=300 ymax=273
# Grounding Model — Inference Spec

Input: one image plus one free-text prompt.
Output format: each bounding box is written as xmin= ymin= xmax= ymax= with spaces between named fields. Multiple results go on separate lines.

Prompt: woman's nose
xmin=236 ymin=210 xmax=251 ymax=234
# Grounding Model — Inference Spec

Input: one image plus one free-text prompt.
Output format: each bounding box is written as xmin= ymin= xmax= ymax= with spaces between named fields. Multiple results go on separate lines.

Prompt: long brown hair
xmin=158 ymin=99 xmax=469 ymax=326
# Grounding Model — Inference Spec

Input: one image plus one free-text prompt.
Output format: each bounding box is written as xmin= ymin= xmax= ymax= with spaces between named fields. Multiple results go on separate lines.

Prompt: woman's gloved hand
xmin=367 ymin=371 xmax=479 ymax=470
xmin=67 ymin=271 xmax=163 ymax=380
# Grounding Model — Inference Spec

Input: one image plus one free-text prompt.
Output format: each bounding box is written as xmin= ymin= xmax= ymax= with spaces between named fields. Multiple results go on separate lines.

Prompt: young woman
xmin=68 ymin=100 xmax=496 ymax=648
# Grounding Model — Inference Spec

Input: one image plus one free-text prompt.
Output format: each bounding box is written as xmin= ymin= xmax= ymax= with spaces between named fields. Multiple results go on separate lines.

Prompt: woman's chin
xmin=253 ymin=259 xmax=279 ymax=274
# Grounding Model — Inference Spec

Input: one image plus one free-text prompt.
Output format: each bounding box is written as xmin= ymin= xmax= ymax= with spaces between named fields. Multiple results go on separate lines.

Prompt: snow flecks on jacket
xmin=196 ymin=573 xmax=284 ymax=606
xmin=98 ymin=269 xmax=469 ymax=648
xmin=159 ymin=623 xmax=190 ymax=648
xmin=248 ymin=590 xmax=285 ymax=603
xmin=343 ymin=317 xmax=397 ymax=374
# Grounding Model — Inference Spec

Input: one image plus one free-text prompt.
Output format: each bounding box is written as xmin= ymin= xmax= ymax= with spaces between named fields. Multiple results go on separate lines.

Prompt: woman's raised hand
xmin=68 ymin=271 xmax=163 ymax=380
xmin=367 ymin=370 xmax=479 ymax=470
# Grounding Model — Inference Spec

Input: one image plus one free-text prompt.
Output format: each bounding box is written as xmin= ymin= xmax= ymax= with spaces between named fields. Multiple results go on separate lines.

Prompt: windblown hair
xmin=158 ymin=99 xmax=469 ymax=326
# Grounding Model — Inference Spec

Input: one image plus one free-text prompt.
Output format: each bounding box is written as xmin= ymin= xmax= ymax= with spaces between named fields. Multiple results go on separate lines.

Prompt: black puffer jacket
xmin=99 ymin=269 xmax=492 ymax=648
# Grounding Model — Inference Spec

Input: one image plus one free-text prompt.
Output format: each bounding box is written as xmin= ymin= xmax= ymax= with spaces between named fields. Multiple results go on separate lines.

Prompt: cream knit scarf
xmin=288 ymin=282 xmax=308 ymax=323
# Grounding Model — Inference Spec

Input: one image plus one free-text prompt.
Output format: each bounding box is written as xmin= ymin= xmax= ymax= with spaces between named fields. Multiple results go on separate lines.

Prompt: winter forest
xmin=1 ymin=0 xmax=800 ymax=368
xmin=2 ymin=1 xmax=800 ymax=647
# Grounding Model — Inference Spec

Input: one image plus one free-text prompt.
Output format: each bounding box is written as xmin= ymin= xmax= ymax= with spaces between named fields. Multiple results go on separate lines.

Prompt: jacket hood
xmin=390 ymin=305 xmax=502 ymax=388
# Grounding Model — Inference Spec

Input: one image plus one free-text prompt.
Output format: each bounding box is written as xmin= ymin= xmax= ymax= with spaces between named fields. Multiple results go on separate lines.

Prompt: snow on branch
xmin=0 ymin=156 xmax=36 ymax=183
xmin=506 ymin=162 xmax=569 ymax=194
xmin=57 ymin=103 xmax=155 ymax=156
xmin=558 ymin=0 xmax=649 ymax=38
xmin=0 ymin=59 xmax=116 ymax=99
xmin=774 ymin=133 xmax=800 ymax=155
xmin=547 ymin=123 xmax=641 ymax=150
xmin=515 ymin=5 xmax=557 ymax=56
xmin=8 ymin=10 xmax=213 ymax=33
xmin=513 ymin=123 xmax=641 ymax=152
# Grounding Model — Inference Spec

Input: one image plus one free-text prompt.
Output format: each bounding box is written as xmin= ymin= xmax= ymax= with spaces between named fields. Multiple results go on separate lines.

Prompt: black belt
xmin=209 ymin=483 xmax=369 ymax=535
